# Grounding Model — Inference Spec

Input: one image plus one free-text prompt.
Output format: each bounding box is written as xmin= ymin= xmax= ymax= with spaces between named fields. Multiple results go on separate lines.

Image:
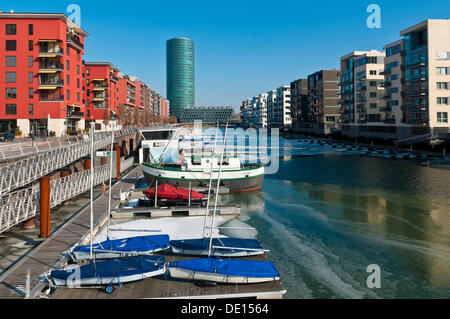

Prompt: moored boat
xmin=168 ymin=258 xmax=280 ymax=284
xmin=69 ymin=234 xmax=170 ymax=261
xmin=47 ymin=255 xmax=166 ymax=288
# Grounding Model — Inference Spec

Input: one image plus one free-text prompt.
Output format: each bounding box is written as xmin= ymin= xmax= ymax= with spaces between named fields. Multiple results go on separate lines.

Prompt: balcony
xmin=93 ymin=82 xmax=108 ymax=90
xmin=93 ymin=93 xmax=109 ymax=101
xmin=38 ymin=45 xmax=64 ymax=57
xmin=380 ymin=106 xmax=392 ymax=112
xmin=67 ymin=110 xmax=84 ymax=118
xmin=93 ymin=101 xmax=108 ymax=109
xmin=39 ymin=62 xmax=64 ymax=73
xmin=38 ymin=78 xmax=64 ymax=89
xmin=67 ymin=35 xmax=84 ymax=51
xmin=110 ymin=75 xmax=119 ymax=82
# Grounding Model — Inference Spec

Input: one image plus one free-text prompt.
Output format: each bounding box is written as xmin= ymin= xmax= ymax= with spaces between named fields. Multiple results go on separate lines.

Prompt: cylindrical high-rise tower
xmin=166 ymin=37 xmax=195 ymax=119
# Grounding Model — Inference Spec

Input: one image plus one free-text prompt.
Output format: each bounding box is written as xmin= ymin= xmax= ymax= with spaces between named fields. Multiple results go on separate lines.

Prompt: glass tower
xmin=166 ymin=37 xmax=195 ymax=119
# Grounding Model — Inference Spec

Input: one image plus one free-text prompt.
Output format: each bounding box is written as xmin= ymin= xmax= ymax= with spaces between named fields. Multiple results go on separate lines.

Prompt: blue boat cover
xmin=50 ymin=256 xmax=166 ymax=281
xmin=169 ymin=258 xmax=279 ymax=278
xmin=73 ymin=235 xmax=170 ymax=253
xmin=170 ymin=238 xmax=263 ymax=253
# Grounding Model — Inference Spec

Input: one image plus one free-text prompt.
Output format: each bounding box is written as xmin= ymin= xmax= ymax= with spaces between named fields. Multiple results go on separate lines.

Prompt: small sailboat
xmin=168 ymin=123 xmax=280 ymax=284
xmin=169 ymin=237 xmax=264 ymax=257
xmin=69 ymin=234 xmax=170 ymax=261
xmin=168 ymin=257 xmax=279 ymax=284
xmin=48 ymin=255 xmax=166 ymax=288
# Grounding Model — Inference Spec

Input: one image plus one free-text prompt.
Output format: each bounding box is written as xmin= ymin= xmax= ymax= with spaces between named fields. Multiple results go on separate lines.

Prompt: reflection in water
xmin=223 ymin=150 xmax=450 ymax=298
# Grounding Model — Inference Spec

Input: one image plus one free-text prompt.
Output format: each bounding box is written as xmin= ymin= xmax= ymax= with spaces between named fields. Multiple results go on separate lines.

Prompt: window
xmin=77 ymin=92 xmax=80 ymax=102
xmin=86 ymin=110 xmax=90 ymax=117
xmin=437 ymin=97 xmax=448 ymax=105
xmin=370 ymin=81 xmax=377 ymax=87
xmin=66 ymin=60 xmax=70 ymax=70
xmin=29 ymin=104 xmax=34 ymax=115
xmin=66 ymin=75 xmax=70 ymax=85
xmin=370 ymin=70 xmax=377 ymax=75
xmin=5 ymin=104 xmax=16 ymax=115
xmin=28 ymin=72 xmax=33 ymax=83
xmin=437 ymin=112 xmax=448 ymax=123
xmin=28 ymin=40 xmax=33 ymax=51
xmin=28 ymin=24 xmax=33 ymax=35
xmin=66 ymin=45 xmax=70 ymax=56
xmin=77 ymin=65 xmax=80 ymax=74
xmin=6 ymin=40 xmax=16 ymax=51
xmin=391 ymin=74 xmax=398 ymax=81
xmin=87 ymin=100 xmax=90 ymax=107
xmin=29 ymin=88 xmax=34 ymax=99
xmin=370 ymin=103 xmax=377 ymax=109
xmin=6 ymin=24 xmax=16 ymax=35
xmin=5 ymin=72 xmax=16 ymax=83
xmin=67 ymin=89 xmax=70 ymax=100
xmin=28 ymin=56 xmax=33 ymax=67
xmin=86 ymin=68 xmax=90 ymax=75
xmin=437 ymin=82 xmax=448 ymax=90
xmin=6 ymin=88 xmax=16 ymax=99
xmin=437 ymin=67 xmax=448 ymax=75
xmin=370 ymin=92 xmax=377 ymax=98
xmin=77 ymin=78 xmax=80 ymax=88
xmin=5 ymin=56 xmax=16 ymax=67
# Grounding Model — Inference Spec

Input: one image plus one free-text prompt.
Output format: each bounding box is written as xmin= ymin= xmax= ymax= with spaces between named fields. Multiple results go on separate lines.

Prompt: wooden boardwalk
xmin=0 ymin=166 xmax=140 ymax=299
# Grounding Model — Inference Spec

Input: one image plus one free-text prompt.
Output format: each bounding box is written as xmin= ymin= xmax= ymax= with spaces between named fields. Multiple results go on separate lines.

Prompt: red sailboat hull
xmin=143 ymin=184 xmax=206 ymax=200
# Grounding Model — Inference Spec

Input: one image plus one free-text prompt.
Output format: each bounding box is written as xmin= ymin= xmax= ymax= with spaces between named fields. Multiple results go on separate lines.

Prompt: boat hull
xmin=141 ymin=164 xmax=264 ymax=192
xmin=168 ymin=267 xmax=279 ymax=284
xmin=70 ymin=247 xmax=167 ymax=262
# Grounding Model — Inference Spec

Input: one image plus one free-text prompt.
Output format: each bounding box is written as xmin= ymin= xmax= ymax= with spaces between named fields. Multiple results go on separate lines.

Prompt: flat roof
xmin=0 ymin=12 xmax=89 ymax=36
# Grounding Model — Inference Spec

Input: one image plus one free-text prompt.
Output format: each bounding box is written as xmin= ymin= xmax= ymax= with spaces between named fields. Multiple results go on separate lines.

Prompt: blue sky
xmin=2 ymin=0 xmax=450 ymax=111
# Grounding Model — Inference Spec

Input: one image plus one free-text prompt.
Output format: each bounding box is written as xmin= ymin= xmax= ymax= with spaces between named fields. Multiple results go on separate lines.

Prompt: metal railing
xmin=0 ymin=165 xmax=110 ymax=234
xmin=0 ymin=129 xmax=136 ymax=195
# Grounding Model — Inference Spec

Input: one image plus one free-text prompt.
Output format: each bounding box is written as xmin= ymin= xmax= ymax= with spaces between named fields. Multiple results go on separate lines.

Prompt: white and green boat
xmin=141 ymin=154 xmax=264 ymax=192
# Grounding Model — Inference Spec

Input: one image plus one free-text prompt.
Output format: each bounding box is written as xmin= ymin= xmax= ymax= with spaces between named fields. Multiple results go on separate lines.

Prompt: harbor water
xmin=220 ymin=138 xmax=450 ymax=299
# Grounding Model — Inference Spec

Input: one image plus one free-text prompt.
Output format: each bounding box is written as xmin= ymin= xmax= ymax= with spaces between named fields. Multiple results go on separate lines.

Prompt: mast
xmin=202 ymin=122 xmax=219 ymax=239
xmin=106 ymin=124 xmax=115 ymax=240
xmin=208 ymin=122 xmax=228 ymax=257
xmin=89 ymin=125 xmax=95 ymax=261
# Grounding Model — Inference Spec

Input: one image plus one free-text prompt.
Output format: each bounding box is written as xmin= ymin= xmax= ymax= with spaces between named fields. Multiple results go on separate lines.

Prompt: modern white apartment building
xmin=267 ymin=86 xmax=291 ymax=128
xmin=400 ymin=19 xmax=450 ymax=139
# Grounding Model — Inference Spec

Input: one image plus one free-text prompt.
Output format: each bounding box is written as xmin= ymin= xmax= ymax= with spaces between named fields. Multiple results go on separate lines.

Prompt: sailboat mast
xmin=106 ymin=124 xmax=115 ymax=239
xmin=202 ymin=122 xmax=219 ymax=239
xmin=208 ymin=122 xmax=228 ymax=257
xmin=89 ymin=125 xmax=95 ymax=261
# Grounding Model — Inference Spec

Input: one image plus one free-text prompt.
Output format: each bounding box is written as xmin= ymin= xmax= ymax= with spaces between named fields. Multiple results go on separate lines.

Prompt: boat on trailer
xmin=168 ymin=258 xmax=279 ymax=284
xmin=69 ymin=234 xmax=170 ymax=261
xmin=170 ymin=237 xmax=265 ymax=257
xmin=47 ymin=255 xmax=166 ymax=288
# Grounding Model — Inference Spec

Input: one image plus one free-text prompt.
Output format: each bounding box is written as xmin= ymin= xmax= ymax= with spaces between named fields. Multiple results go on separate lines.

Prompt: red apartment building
xmin=160 ymin=97 xmax=169 ymax=121
xmin=83 ymin=62 xmax=120 ymax=130
xmin=0 ymin=12 xmax=87 ymax=136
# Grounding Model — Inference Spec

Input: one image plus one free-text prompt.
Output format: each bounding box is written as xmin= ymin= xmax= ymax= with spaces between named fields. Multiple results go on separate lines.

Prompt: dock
xmin=0 ymin=166 xmax=286 ymax=299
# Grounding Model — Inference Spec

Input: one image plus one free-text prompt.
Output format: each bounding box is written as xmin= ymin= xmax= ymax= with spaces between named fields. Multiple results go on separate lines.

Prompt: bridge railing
xmin=0 ymin=129 xmax=136 ymax=196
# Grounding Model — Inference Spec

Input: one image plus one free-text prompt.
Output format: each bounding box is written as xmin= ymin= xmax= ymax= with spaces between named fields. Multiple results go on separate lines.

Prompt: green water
xmin=221 ymin=141 xmax=450 ymax=299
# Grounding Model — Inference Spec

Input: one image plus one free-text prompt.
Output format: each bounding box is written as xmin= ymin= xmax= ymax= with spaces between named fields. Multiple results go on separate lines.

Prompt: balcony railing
xmin=39 ymin=62 xmax=64 ymax=71
xmin=39 ymin=78 xmax=64 ymax=87
xmin=67 ymin=36 xmax=84 ymax=51
xmin=39 ymin=48 xmax=64 ymax=56
xmin=67 ymin=111 xmax=84 ymax=118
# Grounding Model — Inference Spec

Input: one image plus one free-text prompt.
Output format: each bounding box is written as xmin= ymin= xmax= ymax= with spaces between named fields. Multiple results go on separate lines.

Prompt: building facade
xmin=290 ymin=78 xmax=308 ymax=127
xmin=0 ymin=12 xmax=88 ymax=136
xmin=166 ymin=37 xmax=195 ymax=119
xmin=83 ymin=62 xmax=120 ymax=131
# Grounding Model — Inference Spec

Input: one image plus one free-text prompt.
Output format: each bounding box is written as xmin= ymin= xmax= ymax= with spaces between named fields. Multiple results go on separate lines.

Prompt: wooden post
xmin=40 ymin=176 xmax=51 ymax=238
xmin=114 ymin=145 xmax=121 ymax=179
xmin=84 ymin=158 xmax=91 ymax=170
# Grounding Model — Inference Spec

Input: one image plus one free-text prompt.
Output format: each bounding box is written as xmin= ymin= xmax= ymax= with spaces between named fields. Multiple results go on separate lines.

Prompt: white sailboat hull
xmin=48 ymin=265 xmax=166 ymax=287
xmin=70 ymin=248 xmax=167 ymax=262
xmin=170 ymin=246 xmax=265 ymax=257
xmin=168 ymin=267 xmax=279 ymax=284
